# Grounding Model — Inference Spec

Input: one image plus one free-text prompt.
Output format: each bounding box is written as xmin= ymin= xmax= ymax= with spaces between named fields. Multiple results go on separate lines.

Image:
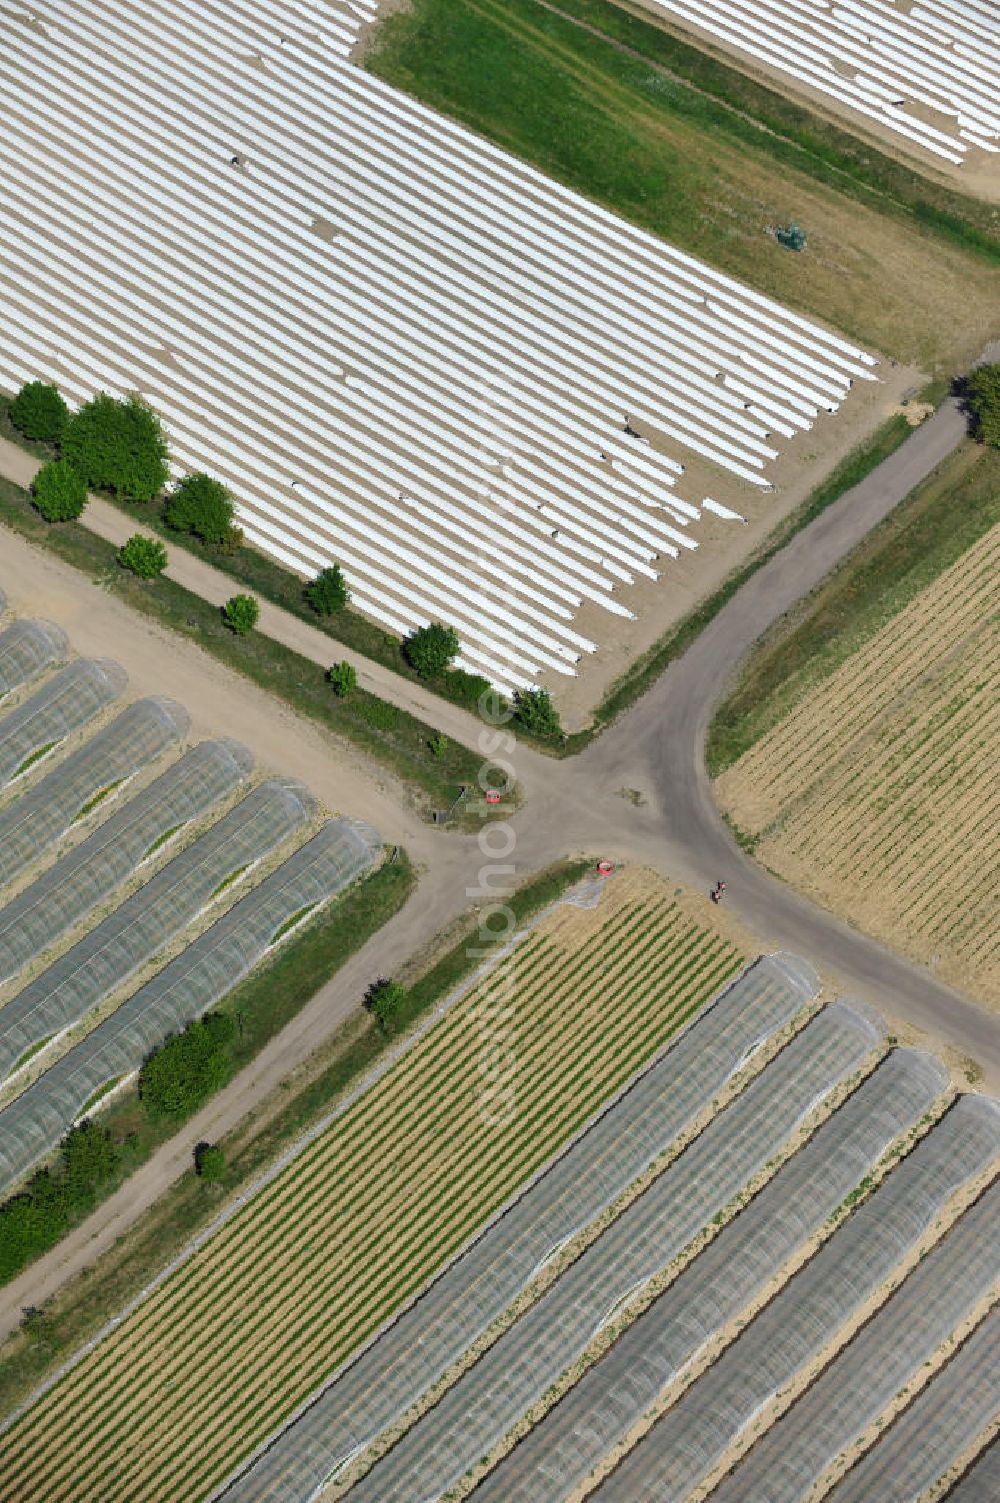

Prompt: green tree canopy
xmin=222 ymin=593 xmax=260 ymax=635
xmin=62 ymin=392 xmax=170 ymax=502
xmin=164 ymin=472 xmax=240 ymax=547
xmin=364 ymin=977 xmax=408 ymax=1032
xmin=10 ymin=380 xmax=69 ymax=443
xmin=194 ymin=1142 xmax=227 ymax=1181
xmin=966 ymin=362 xmax=1000 ymax=447
xmin=403 ymin=622 xmax=460 ymax=679
xmin=118 ymin=533 xmax=168 ymax=579
xmin=139 ymin=1013 xmax=237 ymax=1120
xmin=328 ymin=660 xmax=357 ymax=697
xmin=512 ymin=685 xmax=563 ymax=740
xmin=32 ymin=458 xmax=87 ymax=521
xmin=306 ymin=563 xmax=350 ymax=615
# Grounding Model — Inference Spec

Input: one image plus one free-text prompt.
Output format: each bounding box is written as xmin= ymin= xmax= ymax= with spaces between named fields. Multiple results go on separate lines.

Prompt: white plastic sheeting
xmin=948 ymin=1436 xmax=1000 ymax=1501
xmin=644 ymin=0 xmax=1000 ymax=167
xmin=0 ymin=2 xmax=876 ymax=692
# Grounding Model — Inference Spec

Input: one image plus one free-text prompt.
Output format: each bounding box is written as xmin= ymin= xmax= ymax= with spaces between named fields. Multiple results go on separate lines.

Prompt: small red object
xmin=597 ymin=860 xmax=614 ymax=875
xmin=485 ymin=790 xmax=501 ymax=805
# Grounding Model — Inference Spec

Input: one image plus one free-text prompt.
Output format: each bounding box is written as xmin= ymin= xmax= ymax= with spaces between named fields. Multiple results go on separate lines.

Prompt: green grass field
xmin=368 ymin=0 xmax=1000 ymax=373
xmin=0 ymin=874 xmax=741 ymax=1503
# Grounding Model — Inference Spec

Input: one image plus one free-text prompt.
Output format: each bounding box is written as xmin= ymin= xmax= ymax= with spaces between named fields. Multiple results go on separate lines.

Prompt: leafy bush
xmin=139 ymin=1012 xmax=237 ymax=1121
xmin=966 ymin=362 xmax=1000 ymax=447
xmin=222 ymin=593 xmax=259 ymax=635
xmin=403 ymin=622 xmax=459 ymax=679
xmin=164 ymin=472 xmax=240 ymax=548
xmin=328 ymin=660 xmax=357 ymax=697
xmin=0 ymin=1121 xmax=121 ymax=1283
xmin=32 ymin=458 xmax=87 ymax=522
xmin=443 ymin=667 xmax=494 ymax=711
xmin=62 ymin=392 xmax=170 ymax=501
xmin=306 ymin=564 xmax=350 ymax=615
xmin=194 ymin=1142 xmax=227 ymax=1181
xmin=512 ymin=685 xmax=563 ymax=739
xmin=118 ymin=533 xmax=168 ymax=578
xmin=364 ymin=977 xmax=408 ymax=1031
xmin=428 ymin=733 xmax=449 ymax=758
xmin=10 ymin=380 xmax=69 ymax=443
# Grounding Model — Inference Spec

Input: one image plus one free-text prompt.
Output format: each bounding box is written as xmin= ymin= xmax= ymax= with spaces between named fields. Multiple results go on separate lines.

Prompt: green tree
xmin=62 ymin=392 xmax=170 ymax=501
xmin=194 ymin=1142 xmax=227 ymax=1181
xmin=965 ymin=362 xmax=1000 ymax=447
xmin=222 ymin=593 xmax=259 ymax=635
xmin=118 ymin=533 xmax=168 ymax=579
xmin=9 ymin=380 xmax=69 ymax=443
xmin=364 ymin=977 xmax=408 ymax=1032
xmin=59 ymin=1120 xmax=120 ymax=1208
xmin=428 ymin=732 xmax=449 ymax=759
xmin=328 ymin=660 xmax=357 ymax=697
xmin=139 ymin=1013 xmax=237 ymax=1120
xmin=164 ymin=472 xmax=240 ymax=547
xmin=403 ymin=622 xmax=459 ymax=679
xmin=306 ymin=564 xmax=349 ymax=615
xmin=32 ymin=458 xmax=87 ymax=521
xmin=512 ymin=686 xmax=563 ymax=740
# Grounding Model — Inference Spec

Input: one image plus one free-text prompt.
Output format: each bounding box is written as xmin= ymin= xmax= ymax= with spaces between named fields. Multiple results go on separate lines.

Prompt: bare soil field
xmin=0 ymin=869 xmax=741 ymax=1503
xmin=716 ymin=524 xmax=1000 ymax=1004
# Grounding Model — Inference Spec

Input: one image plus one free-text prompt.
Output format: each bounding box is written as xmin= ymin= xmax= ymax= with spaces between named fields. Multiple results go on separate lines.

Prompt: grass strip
xmin=0 ymin=859 xmax=588 ymax=1422
xmin=707 ymin=442 xmax=1000 ymax=773
xmin=0 ymin=471 xmax=488 ymax=815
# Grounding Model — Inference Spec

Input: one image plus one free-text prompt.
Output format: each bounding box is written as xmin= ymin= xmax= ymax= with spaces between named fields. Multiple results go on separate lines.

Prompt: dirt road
xmin=1 ymin=389 xmax=998 ymax=1341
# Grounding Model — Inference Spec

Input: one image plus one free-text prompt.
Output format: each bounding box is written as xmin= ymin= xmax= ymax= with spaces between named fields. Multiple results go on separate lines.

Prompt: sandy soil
xmin=624 ymin=0 xmax=1000 ymax=205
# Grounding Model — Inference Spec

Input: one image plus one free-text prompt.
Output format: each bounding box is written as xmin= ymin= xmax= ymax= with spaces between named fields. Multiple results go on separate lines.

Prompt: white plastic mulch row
xmin=644 ymin=0 xmax=1000 ymax=167
xmin=0 ymin=1 xmax=875 ymax=691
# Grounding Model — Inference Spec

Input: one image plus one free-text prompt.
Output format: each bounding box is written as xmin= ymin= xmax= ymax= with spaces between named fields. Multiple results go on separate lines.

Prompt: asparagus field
xmin=0 ymin=873 xmax=742 ymax=1503
xmin=716 ymin=523 xmax=1000 ymax=1002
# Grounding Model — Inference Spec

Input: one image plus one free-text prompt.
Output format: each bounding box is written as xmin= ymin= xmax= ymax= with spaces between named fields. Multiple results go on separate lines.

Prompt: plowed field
xmin=716 ymin=525 xmax=1000 ymax=1001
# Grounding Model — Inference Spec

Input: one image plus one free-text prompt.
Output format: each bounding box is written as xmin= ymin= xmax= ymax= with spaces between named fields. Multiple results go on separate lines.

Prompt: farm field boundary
xmin=714 ymin=511 xmax=1000 ymax=1001
xmin=0 ymin=870 xmax=744 ymax=1503
xmin=0 ymin=859 xmax=586 ymax=1422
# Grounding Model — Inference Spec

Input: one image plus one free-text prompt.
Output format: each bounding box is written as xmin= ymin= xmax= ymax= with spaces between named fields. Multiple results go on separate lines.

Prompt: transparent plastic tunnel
xmin=0 ymin=817 xmax=380 ymax=1192
xmin=0 ymin=618 xmax=67 ymax=702
xmin=0 ymin=696 xmax=190 ymax=901
xmin=0 ymin=737 xmax=252 ymax=988
xmin=218 ymin=953 xmax=822 ymax=1503
xmin=0 ymin=657 xmax=127 ymax=791
xmin=0 ymin=777 xmax=315 ymax=1095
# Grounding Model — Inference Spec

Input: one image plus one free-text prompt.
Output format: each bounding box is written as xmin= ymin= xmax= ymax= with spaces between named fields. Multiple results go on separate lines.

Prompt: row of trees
xmin=10 ymin=380 xmax=562 ymax=737
xmin=0 ymin=1119 xmax=122 ymax=1281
